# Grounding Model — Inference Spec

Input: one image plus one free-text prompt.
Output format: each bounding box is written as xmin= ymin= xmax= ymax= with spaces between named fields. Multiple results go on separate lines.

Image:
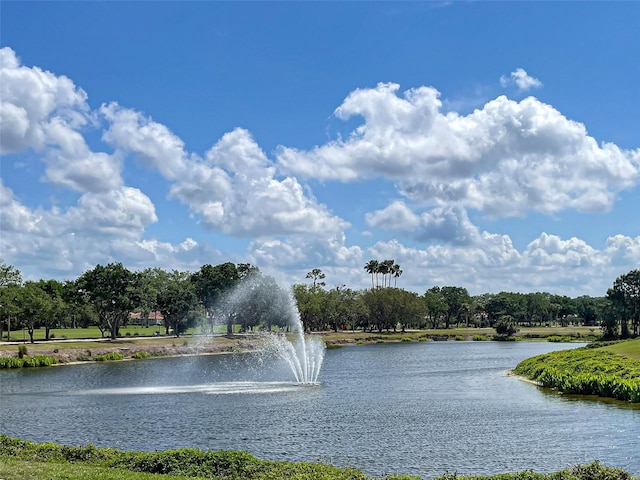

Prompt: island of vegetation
xmin=513 ymin=337 xmax=640 ymax=402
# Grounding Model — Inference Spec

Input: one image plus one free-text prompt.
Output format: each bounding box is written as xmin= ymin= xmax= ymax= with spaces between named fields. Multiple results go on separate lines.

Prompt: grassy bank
xmin=513 ymin=338 xmax=640 ymax=402
xmin=0 ymin=326 xmax=599 ymax=369
xmin=0 ymin=436 xmax=636 ymax=480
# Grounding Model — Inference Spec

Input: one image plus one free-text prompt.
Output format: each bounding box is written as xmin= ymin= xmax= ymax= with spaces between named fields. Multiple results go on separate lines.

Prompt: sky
xmin=1 ymin=1 xmax=639 ymax=298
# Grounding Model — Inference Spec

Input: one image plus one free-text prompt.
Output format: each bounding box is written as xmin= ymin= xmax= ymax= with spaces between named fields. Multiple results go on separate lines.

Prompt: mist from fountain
xmin=264 ymin=317 xmax=325 ymax=385
xmin=210 ymin=276 xmax=325 ymax=385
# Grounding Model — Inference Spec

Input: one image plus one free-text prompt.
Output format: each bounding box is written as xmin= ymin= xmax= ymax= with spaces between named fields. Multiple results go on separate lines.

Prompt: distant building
xmin=129 ymin=311 xmax=164 ymax=326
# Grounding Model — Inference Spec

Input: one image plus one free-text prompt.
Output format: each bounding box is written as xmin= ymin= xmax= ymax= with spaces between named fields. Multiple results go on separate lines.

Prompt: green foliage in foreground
xmin=514 ymin=346 xmax=640 ymax=402
xmin=439 ymin=461 xmax=637 ymax=480
xmin=0 ymin=436 xmax=636 ymax=480
xmin=0 ymin=435 xmax=410 ymax=480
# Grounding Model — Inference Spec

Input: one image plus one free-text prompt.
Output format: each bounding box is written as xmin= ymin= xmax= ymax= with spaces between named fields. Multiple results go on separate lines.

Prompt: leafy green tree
xmin=224 ymin=271 xmax=291 ymax=332
xmin=0 ymin=283 xmax=22 ymax=341
xmin=598 ymin=299 xmax=619 ymax=339
xmin=192 ymin=262 xmax=248 ymax=334
xmin=494 ymin=315 xmax=518 ymax=336
xmin=16 ymin=282 xmax=54 ymax=343
xmin=61 ymin=280 xmax=96 ymax=328
xmin=156 ymin=270 xmax=199 ymax=337
xmin=440 ymin=286 xmax=470 ymax=329
xmin=0 ymin=259 xmax=22 ymax=288
xmin=33 ymin=279 xmax=66 ymax=340
xmin=292 ymin=283 xmax=324 ymax=332
xmin=0 ymin=260 xmax=22 ymax=341
xmin=77 ymin=263 xmax=135 ymax=339
xmin=362 ymin=287 xmax=425 ymax=333
xmin=606 ymin=269 xmax=640 ymax=338
xmin=423 ymin=287 xmax=446 ymax=329
xmin=574 ymin=295 xmax=601 ymax=326
xmin=131 ymin=268 xmax=169 ymax=327
xmin=337 ymin=287 xmax=368 ymax=332
xmin=485 ymin=292 xmax=525 ymax=326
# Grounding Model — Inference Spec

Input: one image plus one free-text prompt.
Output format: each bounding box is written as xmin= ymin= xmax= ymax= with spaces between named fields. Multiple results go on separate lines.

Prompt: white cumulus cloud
xmin=277 ymin=82 xmax=640 ymax=217
xmin=500 ymin=68 xmax=543 ymax=91
xmin=102 ymin=104 xmax=349 ymax=238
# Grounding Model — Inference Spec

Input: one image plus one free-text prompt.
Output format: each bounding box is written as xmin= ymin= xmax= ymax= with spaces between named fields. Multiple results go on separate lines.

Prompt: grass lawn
xmin=0 ymin=457 xmax=201 ymax=480
xmin=602 ymin=337 xmax=640 ymax=360
xmin=320 ymin=325 xmax=598 ymax=344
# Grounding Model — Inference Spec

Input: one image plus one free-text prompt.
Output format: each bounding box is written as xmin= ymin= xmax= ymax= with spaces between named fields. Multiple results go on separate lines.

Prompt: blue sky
xmin=1 ymin=1 xmax=639 ymax=297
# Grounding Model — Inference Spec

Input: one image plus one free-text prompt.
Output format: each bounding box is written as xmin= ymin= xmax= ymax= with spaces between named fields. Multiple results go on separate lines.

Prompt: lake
xmin=0 ymin=340 xmax=638 ymax=478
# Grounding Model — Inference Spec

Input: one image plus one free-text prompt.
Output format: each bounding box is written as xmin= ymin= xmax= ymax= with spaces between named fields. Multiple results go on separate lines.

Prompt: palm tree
xmin=364 ymin=260 xmax=379 ymax=288
xmin=380 ymin=259 xmax=394 ymax=288
xmin=392 ymin=263 xmax=402 ymax=287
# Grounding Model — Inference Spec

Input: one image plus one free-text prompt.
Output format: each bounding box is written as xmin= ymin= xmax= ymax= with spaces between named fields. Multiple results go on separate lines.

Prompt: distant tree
xmin=77 ymin=263 xmax=135 ymax=339
xmin=423 ymin=287 xmax=446 ymax=329
xmin=440 ymin=286 xmax=470 ymax=329
xmin=0 ymin=283 xmax=22 ymax=341
xmin=33 ymin=279 xmax=66 ymax=340
xmin=362 ymin=287 xmax=425 ymax=333
xmin=391 ymin=263 xmax=402 ymax=287
xmin=305 ymin=268 xmax=326 ymax=288
xmin=598 ymin=299 xmax=619 ymax=340
xmin=156 ymin=270 xmax=199 ymax=337
xmin=606 ymin=269 xmax=640 ymax=338
xmin=15 ymin=281 xmax=55 ymax=343
xmin=0 ymin=259 xmax=22 ymax=288
xmin=364 ymin=260 xmax=379 ymax=288
xmin=574 ymin=295 xmax=601 ymax=326
xmin=192 ymin=262 xmax=247 ymax=334
xmin=130 ymin=268 xmax=166 ymax=327
xmin=292 ymin=283 xmax=323 ymax=332
xmin=230 ymin=272 xmax=291 ymax=332
xmin=494 ymin=315 xmax=518 ymax=337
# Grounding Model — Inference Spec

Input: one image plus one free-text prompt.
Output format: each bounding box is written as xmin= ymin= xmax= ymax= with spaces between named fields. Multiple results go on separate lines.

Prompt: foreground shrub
xmin=0 ymin=435 xmax=376 ymax=479
xmin=0 ymin=436 xmax=634 ymax=480
xmin=0 ymin=355 xmax=58 ymax=369
xmin=436 ymin=460 xmax=635 ymax=480
xmin=94 ymin=352 xmax=124 ymax=362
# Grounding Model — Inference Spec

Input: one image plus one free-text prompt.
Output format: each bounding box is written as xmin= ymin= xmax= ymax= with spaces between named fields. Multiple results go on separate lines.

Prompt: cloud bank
xmin=2 ymin=47 xmax=639 ymax=296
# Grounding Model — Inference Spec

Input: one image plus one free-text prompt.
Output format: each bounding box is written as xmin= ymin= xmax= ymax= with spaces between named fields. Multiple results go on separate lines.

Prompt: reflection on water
xmin=76 ymin=381 xmax=317 ymax=396
xmin=0 ymin=341 xmax=638 ymax=479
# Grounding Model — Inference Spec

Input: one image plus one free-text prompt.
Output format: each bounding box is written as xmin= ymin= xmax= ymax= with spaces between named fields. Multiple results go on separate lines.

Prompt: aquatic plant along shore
xmin=513 ymin=338 xmax=640 ymax=402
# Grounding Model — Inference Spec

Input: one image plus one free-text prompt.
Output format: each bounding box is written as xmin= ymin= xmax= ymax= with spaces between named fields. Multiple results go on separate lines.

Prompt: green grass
xmin=602 ymin=338 xmax=640 ymax=360
xmin=514 ymin=344 xmax=640 ymax=402
xmin=0 ymin=435 xmax=411 ymax=480
xmin=0 ymin=436 xmax=635 ymax=480
xmin=0 ymin=457 xmax=201 ymax=480
xmin=2 ymin=325 xmax=600 ymax=344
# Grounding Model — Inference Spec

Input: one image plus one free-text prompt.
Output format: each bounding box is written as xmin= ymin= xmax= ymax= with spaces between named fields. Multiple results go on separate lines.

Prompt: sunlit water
xmin=0 ymin=341 xmax=638 ymax=478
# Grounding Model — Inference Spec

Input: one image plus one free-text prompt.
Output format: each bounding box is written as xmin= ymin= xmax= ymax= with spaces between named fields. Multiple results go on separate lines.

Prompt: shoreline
xmin=0 ymin=328 xmax=595 ymax=368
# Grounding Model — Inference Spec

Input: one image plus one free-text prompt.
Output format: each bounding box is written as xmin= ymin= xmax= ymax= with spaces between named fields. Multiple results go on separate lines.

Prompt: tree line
xmin=0 ymin=258 xmax=638 ymax=342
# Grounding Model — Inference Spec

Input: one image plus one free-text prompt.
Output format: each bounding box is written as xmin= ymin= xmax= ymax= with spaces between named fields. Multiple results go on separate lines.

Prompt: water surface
xmin=0 ymin=341 xmax=638 ymax=478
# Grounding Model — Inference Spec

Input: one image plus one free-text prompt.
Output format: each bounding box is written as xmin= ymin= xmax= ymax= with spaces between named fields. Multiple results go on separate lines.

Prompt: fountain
xmin=264 ymin=317 xmax=325 ymax=385
xmin=210 ymin=275 xmax=325 ymax=386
